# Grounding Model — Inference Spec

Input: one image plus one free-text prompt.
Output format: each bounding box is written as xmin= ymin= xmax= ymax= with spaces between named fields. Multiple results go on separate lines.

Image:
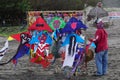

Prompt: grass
xmin=0 ymin=26 xmax=28 ymax=37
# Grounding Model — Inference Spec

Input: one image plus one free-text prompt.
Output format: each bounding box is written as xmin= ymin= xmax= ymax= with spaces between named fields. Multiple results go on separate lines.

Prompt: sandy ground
xmin=0 ymin=18 xmax=120 ymax=80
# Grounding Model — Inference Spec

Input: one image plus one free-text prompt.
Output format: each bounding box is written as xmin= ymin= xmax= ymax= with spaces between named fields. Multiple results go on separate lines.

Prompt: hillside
xmin=103 ymin=0 xmax=120 ymax=8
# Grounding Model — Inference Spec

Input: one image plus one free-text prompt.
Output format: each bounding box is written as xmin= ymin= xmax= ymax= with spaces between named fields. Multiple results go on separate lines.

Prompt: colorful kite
xmin=12 ymin=33 xmax=31 ymax=65
xmin=28 ymin=17 xmax=52 ymax=32
xmin=61 ymin=33 xmax=84 ymax=68
xmin=30 ymin=33 xmax=54 ymax=68
xmin=60 ymin=17 xmax=87 ymax=33
xmin=49 ymin=17 xmax=66 ymax=30
xmin=0 ymin=32 xmax=31 ymax=65
xmin=0 ymin=40 xmax=8 ymax=61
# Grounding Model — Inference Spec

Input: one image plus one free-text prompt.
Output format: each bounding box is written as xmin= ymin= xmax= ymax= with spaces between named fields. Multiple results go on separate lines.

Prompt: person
xmin=89 ymin=18 xmax=108 ymax=76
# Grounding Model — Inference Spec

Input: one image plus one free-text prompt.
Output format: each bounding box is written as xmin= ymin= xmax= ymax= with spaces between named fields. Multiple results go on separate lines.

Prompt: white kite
xmin=0 ymin=40 xmax=9 ymax=61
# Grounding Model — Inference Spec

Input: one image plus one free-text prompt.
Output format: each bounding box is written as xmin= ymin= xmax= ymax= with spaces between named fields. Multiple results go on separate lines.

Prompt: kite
xmin=60 ymin=17 xmax=87 ymax=34
xmin=0 ymin=40 xmax=8 ymax=61
xmin=61 ymin=32 xmax=96 ymax=78
xmin=61 ymin=33 xmax=84 ymax=68
xmin=49 ymin=17 xmax=66 ymax=42
xmin=0 ymin=33 xmax=31 ymax=65
xmin=49 ymin=17 xmax=66 ymax=30
xmin=28 ymin=17 xmax=52 ymax=32
xmin=12 ymin=33 xmax=31 ymax=65
xmin=30 ymin=33 xmax=54 ymax=68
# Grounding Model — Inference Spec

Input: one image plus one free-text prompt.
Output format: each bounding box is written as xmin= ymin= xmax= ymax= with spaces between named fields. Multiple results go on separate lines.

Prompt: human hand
xmin=88 ymin=38 xmax=93 ymax=42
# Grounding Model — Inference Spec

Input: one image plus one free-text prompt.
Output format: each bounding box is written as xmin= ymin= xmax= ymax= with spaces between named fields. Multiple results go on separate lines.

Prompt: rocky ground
xmin=0 ymin=18 xmax=120 ymax=80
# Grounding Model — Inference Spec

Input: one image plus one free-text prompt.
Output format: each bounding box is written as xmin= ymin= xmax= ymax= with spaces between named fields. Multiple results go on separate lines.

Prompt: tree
xmin=30 ymin=0 xmax=100 ymax=10
xmin=0 ymin=0 xmax=32 ymax=26
xmin=0 ymin=0 xmax=100 ymax=26
xmin=16 ymin=0 xmax=32 ymax=12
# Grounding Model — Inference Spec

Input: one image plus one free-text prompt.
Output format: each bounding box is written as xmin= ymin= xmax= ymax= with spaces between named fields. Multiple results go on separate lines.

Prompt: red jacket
xmin=94 ymin=29 xmax=108 ymax=53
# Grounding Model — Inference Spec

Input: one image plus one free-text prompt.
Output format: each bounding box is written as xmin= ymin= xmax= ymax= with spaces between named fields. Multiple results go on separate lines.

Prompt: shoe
xmin=92 ymin=74 xmax=103 ymax=77
xmin=102 ymin=74 xmax=108 ymax=76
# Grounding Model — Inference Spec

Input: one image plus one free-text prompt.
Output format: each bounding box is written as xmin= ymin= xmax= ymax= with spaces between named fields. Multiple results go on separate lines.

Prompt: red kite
xmin=28 ymin=17 xmax=52 ymax=32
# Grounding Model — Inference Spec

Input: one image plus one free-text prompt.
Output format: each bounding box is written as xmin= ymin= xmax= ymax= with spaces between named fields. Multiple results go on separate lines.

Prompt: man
xmin=90 ymin=18 xmax=108 ymax=76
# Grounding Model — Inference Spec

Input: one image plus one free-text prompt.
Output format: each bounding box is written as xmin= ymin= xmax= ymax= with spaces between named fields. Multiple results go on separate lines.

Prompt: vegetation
xmin=0 ymin=0 xmax=31 ymax=26
xmin=30 ymin=0 xmax=101 ymax=10
xmin=0 ymin=26 xmax=27 ymax=37
xmin=0 ymin=0 xmax=101 ymax=36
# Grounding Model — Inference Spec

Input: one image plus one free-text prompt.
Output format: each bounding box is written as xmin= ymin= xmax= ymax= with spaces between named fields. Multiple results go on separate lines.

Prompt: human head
xmin=95 ymin=18 xmax=104 ymax=29
xmin=97 ymin=2 xmax=103 ymax=7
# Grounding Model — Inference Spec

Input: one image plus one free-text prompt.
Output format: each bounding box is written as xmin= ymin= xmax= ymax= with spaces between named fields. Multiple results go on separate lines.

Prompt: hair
xmin=97 ymin=2 xmax=103 ymax=7
xmin=68 ymin=35 xmax=76 ymax=56
xmin=94 ymin=18 xmax=104 ymax=29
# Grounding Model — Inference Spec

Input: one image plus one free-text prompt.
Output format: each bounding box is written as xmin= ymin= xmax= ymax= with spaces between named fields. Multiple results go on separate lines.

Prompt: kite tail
xmin=0 ymin=53 xmax=18 ymax=65
xmin=0 ymin=59 xmax=12 ymax=65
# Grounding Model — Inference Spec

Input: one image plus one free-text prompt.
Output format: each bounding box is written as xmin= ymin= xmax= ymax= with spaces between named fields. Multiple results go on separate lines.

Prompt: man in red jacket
xmin=90 ymin=19 xmax=108 ymax=76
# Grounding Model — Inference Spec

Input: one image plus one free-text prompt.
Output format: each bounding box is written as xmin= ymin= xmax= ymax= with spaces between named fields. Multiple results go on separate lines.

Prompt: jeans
xmin=95 ymin=50 xmax=108 ymax=75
